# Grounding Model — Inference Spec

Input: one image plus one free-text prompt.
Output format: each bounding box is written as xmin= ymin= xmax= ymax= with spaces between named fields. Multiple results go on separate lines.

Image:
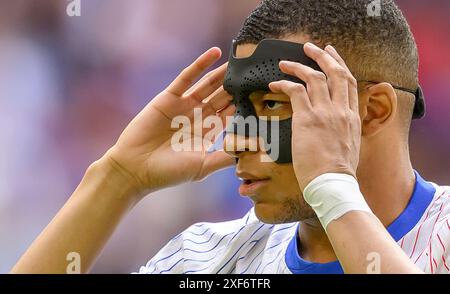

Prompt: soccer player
xmin=12 ymin=0 xmax=450 ymax=274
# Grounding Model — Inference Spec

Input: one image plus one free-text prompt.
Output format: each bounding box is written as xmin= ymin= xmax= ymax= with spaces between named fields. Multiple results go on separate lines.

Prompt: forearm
xmin=11 ymin=156 xmax=140 ymax=274
xmin=326 ymin=211 xmax=423 ymax=274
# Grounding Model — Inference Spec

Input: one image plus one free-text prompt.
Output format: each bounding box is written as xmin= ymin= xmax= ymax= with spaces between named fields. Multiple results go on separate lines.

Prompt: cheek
xmin=268 ymin=165 xmax=301 ymax=198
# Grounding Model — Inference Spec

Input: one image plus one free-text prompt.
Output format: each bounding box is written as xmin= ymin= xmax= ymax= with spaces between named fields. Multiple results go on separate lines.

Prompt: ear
xmin=359 ymin=82 xmax=397 ymax=137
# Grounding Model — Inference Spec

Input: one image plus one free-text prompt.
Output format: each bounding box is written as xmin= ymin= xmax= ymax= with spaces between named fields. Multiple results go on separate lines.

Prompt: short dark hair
xmin=236 ymin=0 xmax=419 ymax=99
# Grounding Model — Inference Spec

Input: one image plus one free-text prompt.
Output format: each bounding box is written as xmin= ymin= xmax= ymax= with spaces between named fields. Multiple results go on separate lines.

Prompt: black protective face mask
xmin=223 ymin=39 xmax=425 ymax=164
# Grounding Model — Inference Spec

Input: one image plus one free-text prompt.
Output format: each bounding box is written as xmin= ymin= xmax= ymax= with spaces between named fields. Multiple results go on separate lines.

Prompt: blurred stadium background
xmin=0 ymin=0 xmax=449 ymax=273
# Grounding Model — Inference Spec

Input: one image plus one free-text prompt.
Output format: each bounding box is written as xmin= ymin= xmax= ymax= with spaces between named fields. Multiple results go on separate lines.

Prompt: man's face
xmin=224 ymin=37 xmax=317 ymax=224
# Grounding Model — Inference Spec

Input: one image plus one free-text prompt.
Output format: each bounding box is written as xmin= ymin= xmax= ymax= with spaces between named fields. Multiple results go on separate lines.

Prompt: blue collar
xmin=285 ymin=171 xmax=436 ymax=274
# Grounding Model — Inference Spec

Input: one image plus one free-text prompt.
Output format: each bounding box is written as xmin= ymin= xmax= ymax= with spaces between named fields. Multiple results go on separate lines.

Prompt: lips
xmin=239 ymin=178 xmax=270 ymax=196
xmin=236 ymin=171 xmax=270 ymax=196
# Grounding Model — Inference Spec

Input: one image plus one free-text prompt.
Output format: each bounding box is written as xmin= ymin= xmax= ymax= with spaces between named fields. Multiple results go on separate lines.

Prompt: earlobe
xmin=360 ymin=83 xmax=397 ymax=137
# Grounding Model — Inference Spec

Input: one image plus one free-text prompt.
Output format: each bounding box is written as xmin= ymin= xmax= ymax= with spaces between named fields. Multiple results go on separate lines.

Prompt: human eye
xmin=263 ymin=100 xmax=284 ymax=110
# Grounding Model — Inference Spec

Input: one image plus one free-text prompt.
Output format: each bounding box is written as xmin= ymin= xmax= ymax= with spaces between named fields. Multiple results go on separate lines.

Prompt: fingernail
xmin=210 ymin=47 xmax=221 ymax=56
xmin=279 ymin=60 xmax=290 ymax=68
xmin=304 ymin=42 xmax=315 ymax=49
xmin=325 ymin=45 xmax=336 ymax=52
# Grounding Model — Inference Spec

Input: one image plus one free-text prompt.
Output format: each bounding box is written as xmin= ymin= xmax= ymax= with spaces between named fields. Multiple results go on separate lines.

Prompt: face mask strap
xmin=360 ymin=80 xmax=426 ymax=119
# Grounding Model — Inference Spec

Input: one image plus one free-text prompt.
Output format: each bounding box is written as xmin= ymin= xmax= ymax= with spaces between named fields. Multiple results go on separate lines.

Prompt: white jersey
xmin=137 ymin=172 xmax=450 ymax=274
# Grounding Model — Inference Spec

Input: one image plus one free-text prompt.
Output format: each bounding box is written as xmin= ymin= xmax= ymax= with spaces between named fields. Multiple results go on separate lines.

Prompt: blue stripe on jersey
xmin=182 ymin=247 xmax=230 ymax=274
xmin=158 ymin=257 xmax=184 ymax=274
xmin=183 ymin=254 xmax=218 ymax=264
xmin=387 ymin=171 xmax=435 ymax=241
xmin=149 ymin=231 xmax=231 ymax=273
xmin=183 ymin=232 xmax=235 ymax=254
xmin=215 ymin=224 xmax=270 ymax=273
xmin=152 ymin=232 xmax=234 ymax=274
xmin=182 ymin=251 xmax=225 ymax=273
xmin=226 ymin=222 xmax=249 ymax=245
xmin=183 ymin=264 xmax=213 ymax=274
xmin=243 ymin=236 xmax=291 ymax=274
xmin=173 ymin=213 xmax=255 ymax=272
xmin=149 ymin=211 xmax=256 ymax=273
xmin=148 ymin=247 xmax=183 ymax=273
xmin=183 ymin=232 xmax=215 ymax=245
xmin=182 ymin=227 xmax=252 ymax=273
xmin=169 ymin=227 xmax=211 ymax=243
xmin=184 ymin=227 xmax=211 ymax=237
xmin=244 ymin=212 xmax=251 ymax=224
xmin=183 ymin=245 xmax=236 ymax=274
xmin=229 ymin=238 xmax=265 ymax=273
xmin=238 ymin=224 xmax=296 ymax=274
xmin=260 ymin=247 xmax=284 ymax=273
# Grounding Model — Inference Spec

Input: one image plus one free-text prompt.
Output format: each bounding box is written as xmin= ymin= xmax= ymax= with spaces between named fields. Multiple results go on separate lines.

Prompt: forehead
xmin=235 ymin=34 xmax=311 ymax=58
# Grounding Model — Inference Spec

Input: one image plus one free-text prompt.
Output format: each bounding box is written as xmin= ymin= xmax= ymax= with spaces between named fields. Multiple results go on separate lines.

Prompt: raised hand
xmin=106 ymin=47 xmax=235 ymax=196
xmin=269 ymin=43 xmax=361 ymax=190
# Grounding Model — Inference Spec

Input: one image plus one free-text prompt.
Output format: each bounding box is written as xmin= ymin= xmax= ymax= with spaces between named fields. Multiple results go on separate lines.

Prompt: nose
xmin=223 ymin=133 xmax=260 ymax=159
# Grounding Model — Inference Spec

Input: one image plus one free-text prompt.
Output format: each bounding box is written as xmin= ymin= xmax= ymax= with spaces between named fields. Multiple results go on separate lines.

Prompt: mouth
xmin=238 ymin=177 xmax=270 ymax=196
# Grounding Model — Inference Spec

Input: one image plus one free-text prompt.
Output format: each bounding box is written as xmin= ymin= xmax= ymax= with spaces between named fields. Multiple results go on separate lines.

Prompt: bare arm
xmin=11 ymin=47 xmax=234 ymax=273
xmin=326 ymin=211 xmax=422 ymax=274
xmin=11 ymin=157 xmax=138 ymax=273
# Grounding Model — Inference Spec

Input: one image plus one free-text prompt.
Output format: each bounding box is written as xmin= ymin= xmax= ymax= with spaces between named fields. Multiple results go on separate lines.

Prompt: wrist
xmin=302 ymin=173 xmax=372 ymax=229
xmin=86 ymin=154 xmax=146 ymax=205
xmin=296 ymin=167 xmax=357 ymax=192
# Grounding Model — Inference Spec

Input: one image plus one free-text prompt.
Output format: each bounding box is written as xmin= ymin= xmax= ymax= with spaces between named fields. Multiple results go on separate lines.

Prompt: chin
xmin=253 ymin=202 xmax=298 ymax=224
xmin=252 ymin=198 xmax=316 ymax=224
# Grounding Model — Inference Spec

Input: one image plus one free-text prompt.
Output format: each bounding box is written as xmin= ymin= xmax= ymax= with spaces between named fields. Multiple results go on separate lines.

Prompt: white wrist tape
xmin=303 ymin=173 xmax=373 ymax=229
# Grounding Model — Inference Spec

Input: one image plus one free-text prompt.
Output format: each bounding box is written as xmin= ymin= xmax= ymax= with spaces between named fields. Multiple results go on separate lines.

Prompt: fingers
xmin=323 ymin=45 xmax=350 ymax=72
xmin=196 ymin=150 xmax=235 ymax=180
xmin=324 ymin=45 xmax=359 ymax=112
xmin=217 ymin=103 xmax=236 ymax=127
xmin=202 ymin=87 xmax=233 ymax=115
xmin=199 ymin=89 xmax=234 ymax=140
xmin=269 ymin=80 xmax=311 ymax=113
xmin=200 ymin=102 xmax=235 ymax=143
xmin=185 ymin=63 xmax=228 ymax=102
xmin=303 ymin=43 xmax=357 ymax=110
xmin=166 ymin=47 xmax=222 ymax=96
xmin=278 ymin=60 xmax=330 ymax=107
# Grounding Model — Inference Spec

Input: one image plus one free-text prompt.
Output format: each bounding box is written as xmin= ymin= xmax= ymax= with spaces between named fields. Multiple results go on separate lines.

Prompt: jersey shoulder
xmin=401 ymin=183 xmax=450 ymax=273
xmin=430 ymin=184 xmax=450 ymax=273
xmin=137 ymin=208 xmax=279 ymax=274
xmin=424 ymin=183 xmax=450 ymax=223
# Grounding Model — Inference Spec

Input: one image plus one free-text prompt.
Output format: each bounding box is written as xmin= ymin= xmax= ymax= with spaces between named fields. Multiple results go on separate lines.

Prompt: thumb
xmin=195 ymin=150 xmax=235 ymax=181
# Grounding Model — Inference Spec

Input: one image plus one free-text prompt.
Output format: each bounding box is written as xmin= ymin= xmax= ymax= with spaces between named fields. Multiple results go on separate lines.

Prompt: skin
xmin=11 ymin=34 xmax=422 ymax=273
xmin=231 ymin=35 xmax=421 ymax=272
